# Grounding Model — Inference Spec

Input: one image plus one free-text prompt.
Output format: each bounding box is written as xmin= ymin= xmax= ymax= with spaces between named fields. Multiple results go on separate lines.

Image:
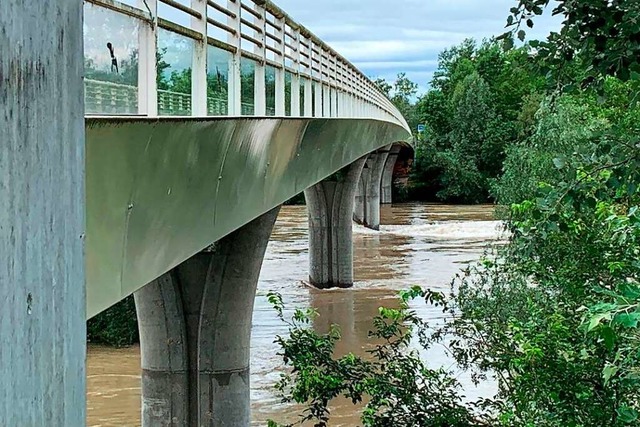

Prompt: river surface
xmin=87 ymin=203 xmax=502 ymax=426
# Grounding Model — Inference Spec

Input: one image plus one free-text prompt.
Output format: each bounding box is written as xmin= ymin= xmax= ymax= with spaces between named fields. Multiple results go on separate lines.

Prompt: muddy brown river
xmin=87 ymin=203 xmax=501 ymax=426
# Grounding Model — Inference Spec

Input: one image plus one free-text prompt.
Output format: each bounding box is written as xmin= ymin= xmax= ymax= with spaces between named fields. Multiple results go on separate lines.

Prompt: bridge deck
xmin=86 ymin=117 xmax=408 ymax=317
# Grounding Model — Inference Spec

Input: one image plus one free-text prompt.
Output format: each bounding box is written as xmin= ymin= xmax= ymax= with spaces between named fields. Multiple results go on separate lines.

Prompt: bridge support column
xmin=353 ymin=146 xmax=391 ymax=230
xmin=1 ymin=1 xmax=85 ymax=425
xmin=134 ymin=206 xmax=280 ymax=427
xmin=304 ymin=157 xmax=367 ymax=288
xmin=381 ymin=145 xmax=401 ymax=204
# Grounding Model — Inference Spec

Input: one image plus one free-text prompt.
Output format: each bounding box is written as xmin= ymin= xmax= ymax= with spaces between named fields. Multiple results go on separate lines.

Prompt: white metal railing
xmin=84 ymin=79 xmax=268 ymax=116
xmin=82 ymin=0 xmax=409 ymax=131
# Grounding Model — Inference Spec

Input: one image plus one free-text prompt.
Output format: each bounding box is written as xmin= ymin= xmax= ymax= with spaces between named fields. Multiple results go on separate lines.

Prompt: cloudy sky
xmin=273 ymin=0 xmax=561 ymax=93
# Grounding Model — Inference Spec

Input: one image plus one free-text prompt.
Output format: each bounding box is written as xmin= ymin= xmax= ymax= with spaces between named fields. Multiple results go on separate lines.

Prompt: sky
xmin=272 ymin=0 xmax=561 ymax=93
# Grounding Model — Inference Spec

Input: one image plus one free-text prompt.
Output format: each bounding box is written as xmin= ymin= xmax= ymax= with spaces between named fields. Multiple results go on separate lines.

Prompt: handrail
xmin=82 ymin=0 xmax=410 ymax=131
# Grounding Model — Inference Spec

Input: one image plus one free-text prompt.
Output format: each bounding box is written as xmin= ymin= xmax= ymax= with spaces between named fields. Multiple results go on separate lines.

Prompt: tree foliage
xmin=410 ymin=39 xmax=545 ymax=203
xmin=268 ymin=88 xmax=640 ymax=423
xmin=266 ymin=289 xmax=487 ymax=427
xmin=267 ymin=2 xmax=640 ymax=425
xmin=87 ymin=295 xmax=138 ymax=347
xmin=503 ymin=0 xmax=640 ymax=95
xmin=374 ymin=73 xmax=420 ymax=132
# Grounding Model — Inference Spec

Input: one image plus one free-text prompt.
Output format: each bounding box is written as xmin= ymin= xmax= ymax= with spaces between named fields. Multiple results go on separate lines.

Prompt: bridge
xmin=2 ymin=0 xmax=411 ymax=425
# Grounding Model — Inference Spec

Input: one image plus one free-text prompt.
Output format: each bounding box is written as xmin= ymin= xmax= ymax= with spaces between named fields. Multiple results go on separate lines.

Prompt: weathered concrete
xmin=305 ymin=158 xmax=367 ymax=288
xmin=381 ymin=145 xmax=401 ymax=204
xmin=0 ymin=0 xmax=85 ymax=425
xmin=353 ymin=146 xmax=391 ymax=230
xmin=134 ymin=206 xmax=280 ymax=426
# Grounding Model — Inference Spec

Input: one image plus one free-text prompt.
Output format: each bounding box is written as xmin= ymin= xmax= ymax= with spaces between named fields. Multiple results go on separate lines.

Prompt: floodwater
xmin=87 ymin=203 xmax=502 ymax=426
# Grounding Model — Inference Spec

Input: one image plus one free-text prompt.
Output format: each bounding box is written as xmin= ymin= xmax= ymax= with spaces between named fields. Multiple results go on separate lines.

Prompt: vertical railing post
xmin=331 ymin=55 xmax=338 ymax=117
xmin=274 ymin=15 xmax=286 ymax=116
xmin=336 ymin=61 xmax=343 ymax=117
xmin=345 ymin=70 xmax=352 ymax=117
xmin=227 ymin=0 xmax=242 ymax=115
xmin=304 ymin=35 xmax=313 ymax=117
xmin=322 ymin=50 xmax=330 ymax=117
xmin=353 ymin=73 xmax=359 ymax=117
xmin=361 ymin=79 xmax=367 ymax=116
xmin=361 ymin=79 xmax=367 ymax=117
xmin=290 ymin=26 xmax=301 ymax=117
xmin=192 ymin=0 xmax=208 ymax=116
xmin=254 ymin=3 xmax=266 ymax=116
xmin=355 ymin=95 xmax=359 ymax=117
xmin=138 ymin=0 xmax=158 ymax=116
xmin=304 ymin=77 xmax=313 ymax=117
xmin=326 ymin=53 xmax=333 ymax=117
xmin=313 ymin=42 xmax=323 ymax=117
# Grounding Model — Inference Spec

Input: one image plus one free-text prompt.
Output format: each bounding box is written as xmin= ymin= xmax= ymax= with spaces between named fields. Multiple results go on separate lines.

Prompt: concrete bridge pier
xmin=1 ymin=0 xmax=86 ymax=424
xmin=134 ymin=206 xmax=281 ymax=427
xmin=381 ymin=145 xmax=402 ymax=204
xmin=353 ymin=145 xmax=392 ymax=230
xmin=304 ymin=157 xmax=367 ymax=288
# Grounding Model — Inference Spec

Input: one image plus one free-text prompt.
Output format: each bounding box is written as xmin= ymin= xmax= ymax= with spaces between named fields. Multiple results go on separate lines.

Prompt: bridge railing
xmin=83 ymin=0 xmax=409 ymax=131
xmin=84 ymin=79 xmax=269 ymax=116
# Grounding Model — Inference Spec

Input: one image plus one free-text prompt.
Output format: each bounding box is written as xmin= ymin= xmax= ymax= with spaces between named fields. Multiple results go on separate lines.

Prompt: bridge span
xmin=2 ymin=0 xmax=411 ymax=425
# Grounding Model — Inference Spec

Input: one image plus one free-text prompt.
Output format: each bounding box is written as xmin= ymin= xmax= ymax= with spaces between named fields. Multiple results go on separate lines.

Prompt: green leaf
xmin=617 ymin=406 xmax=639 ymax=423
xmin=553 ymin=156 xmax=567 ymax=169
xmin=603 ymin=363 xmax=618 ymax=385
xmin=517 ymin=30 xmax=526 ymax=42
xmin=600 ymin=326 xmax=616 ymax=351
xmin=613 ymin=313 xmax=640 ymax=328
xmin=588 ymin=312 xmax=611 ymax=332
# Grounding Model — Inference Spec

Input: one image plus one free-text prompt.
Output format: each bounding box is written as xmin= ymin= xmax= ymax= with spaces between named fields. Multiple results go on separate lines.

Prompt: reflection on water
xmin=87 ymin=203 xmax=502 ymax=426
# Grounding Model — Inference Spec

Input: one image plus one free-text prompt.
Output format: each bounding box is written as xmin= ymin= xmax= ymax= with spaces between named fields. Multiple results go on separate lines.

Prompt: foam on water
xmin=355 ymin=220 xmax=505 ymax=241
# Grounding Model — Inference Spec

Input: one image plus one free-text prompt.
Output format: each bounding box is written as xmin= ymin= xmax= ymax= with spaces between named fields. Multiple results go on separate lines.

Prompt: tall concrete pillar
xmin=381 ymin=145 xmax=401 ymax=204
xmin=353 ymin=158 xmax=369 ymax=226
xmin=134 ymin=206 xmax=280 ymax=427
xmin=0 ymin=1 xmax=85 ymax=425
xmin=305 ymin=158 xmax=367 ymax=288
xmin=353 ymin=146 xmax=391 ymax=230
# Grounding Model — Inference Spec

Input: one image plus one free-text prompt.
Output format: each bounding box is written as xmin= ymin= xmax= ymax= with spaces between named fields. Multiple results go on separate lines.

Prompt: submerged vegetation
xmin=267 ymin=1 xmax=640 ymax=426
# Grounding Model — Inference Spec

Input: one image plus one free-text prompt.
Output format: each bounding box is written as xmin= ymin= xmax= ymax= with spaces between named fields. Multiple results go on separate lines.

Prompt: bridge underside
xmin=86 ymin=117 xmax=407 ymax=318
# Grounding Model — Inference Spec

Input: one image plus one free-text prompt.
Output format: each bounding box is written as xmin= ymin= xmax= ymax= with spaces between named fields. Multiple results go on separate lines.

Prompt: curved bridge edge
xmin=86 ymin=117 xmax=409 ymax=317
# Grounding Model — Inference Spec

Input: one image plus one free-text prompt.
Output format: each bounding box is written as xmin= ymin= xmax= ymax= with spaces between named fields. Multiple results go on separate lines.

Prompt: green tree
xmin=411 ymin=39 xmax=546 ymax=203
xmin=434 ymin=72 xmax=497 ymax=202
xmin=391 ymin=73 xmax=419 ymax=131
xmin=503 ymin=0 xmax=640 ymax=95
xmin=156 ymin=47 xmax=171 ymax=90
xmin=374 ymin=73 xmax=420 ymax=131
xmin=493 ymin=94 xmax=609 ymax=205
xmin=87 ymin=295 xmax=138 ymax=347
